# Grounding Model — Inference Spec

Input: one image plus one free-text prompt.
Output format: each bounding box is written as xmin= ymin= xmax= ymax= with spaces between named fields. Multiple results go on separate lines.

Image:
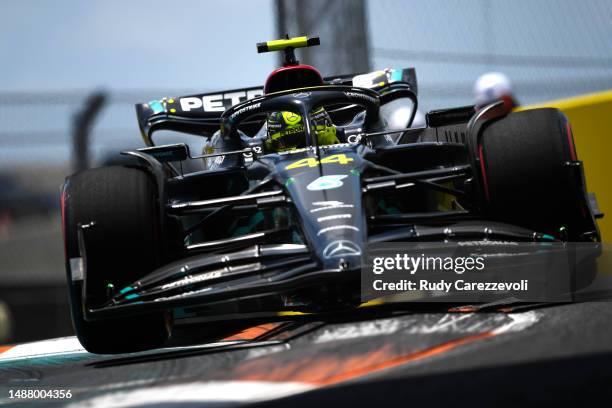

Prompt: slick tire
xmin=62 ymin=166 xmax=168 ymax=354
xmin=479 ymin=108 xmax=591 ymax=239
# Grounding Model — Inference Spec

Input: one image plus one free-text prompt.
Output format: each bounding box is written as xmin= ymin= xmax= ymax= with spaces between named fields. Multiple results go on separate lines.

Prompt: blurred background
xmin=1 ymin=0 xmax=611 ymax=343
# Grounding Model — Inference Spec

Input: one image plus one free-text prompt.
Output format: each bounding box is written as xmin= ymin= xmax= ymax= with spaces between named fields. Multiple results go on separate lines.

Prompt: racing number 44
xmin=285 ymin=154 xmax=354 ymax=170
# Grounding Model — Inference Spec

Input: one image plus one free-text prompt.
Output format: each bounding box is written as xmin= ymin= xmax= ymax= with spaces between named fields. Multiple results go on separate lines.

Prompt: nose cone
xmin=279 ymin=151 xmax=365 ymax=270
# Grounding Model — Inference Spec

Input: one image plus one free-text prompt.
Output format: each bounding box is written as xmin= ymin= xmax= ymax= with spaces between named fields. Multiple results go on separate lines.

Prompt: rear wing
xmin=135 ymin=68 xmax=417 ymax=146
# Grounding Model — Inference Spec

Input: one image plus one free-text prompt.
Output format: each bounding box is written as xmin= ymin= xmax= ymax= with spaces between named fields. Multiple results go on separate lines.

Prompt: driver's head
xmin=265 ymin=108 xmax=340 ymax=152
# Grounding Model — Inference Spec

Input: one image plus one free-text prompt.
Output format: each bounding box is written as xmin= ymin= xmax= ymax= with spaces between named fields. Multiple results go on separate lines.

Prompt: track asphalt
xmin=1 ymin=301 xmax=611 ymax=407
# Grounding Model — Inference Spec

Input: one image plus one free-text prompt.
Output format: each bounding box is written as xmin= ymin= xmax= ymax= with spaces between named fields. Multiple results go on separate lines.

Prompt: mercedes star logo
xmin=323 ymin=240 xmax=362 ymax=259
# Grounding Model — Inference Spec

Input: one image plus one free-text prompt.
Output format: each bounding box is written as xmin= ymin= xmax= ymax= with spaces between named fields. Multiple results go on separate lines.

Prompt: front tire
xmin=480 ymin=108 xmax=594 ymax=240
xmin=62 ymin=166 xmax=168 ymax=353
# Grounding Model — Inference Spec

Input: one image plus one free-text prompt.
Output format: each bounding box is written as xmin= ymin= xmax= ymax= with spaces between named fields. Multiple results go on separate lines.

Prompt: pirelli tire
xmin=61 ymin=166 xmax=168 ymax=354
xmin=479 ymin=108 xmax=592 ymax=239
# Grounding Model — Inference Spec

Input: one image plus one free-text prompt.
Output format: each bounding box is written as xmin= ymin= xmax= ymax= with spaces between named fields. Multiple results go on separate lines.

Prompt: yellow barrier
xmin=518 ymin=90 xmax=612 ymax=242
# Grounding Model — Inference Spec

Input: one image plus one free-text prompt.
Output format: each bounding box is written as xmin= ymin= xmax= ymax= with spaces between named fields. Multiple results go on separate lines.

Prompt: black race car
xmin=61 ymin=36 xmax=600 ymax=353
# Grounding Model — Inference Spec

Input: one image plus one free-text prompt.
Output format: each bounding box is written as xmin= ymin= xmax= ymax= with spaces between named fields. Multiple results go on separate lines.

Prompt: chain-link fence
xmin=368 ymin=0 xmax=612 ymax=111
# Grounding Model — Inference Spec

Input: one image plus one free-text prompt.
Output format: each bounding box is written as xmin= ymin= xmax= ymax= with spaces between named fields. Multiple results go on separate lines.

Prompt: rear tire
xmin=480 ymin=108 xmax=591 ymax=238
xmin=62 ymin=166 xmax=168 ymax=353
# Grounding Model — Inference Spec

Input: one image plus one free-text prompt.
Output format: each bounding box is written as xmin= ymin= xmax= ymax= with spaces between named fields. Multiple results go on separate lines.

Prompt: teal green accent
xmin=0 ymin=352 xmax=94 ymax=369
xmin=378 ymin=199 xmax=401 ymax=215
xmin=227 ymin=178 xmax=234 ymax=191
xmin=119 ymin=286 xmax=133 ymax=294
xmin=125 ymin=294 xmax=139 ymax=300
xmin=350 ymin=169 xmax=360 ymax=176
xmin=173 ymin=308 xmax=194 ymax=318
xmin=285 ymin=177 xmax=295 ymax=186
xmin=292 ymin=230 xmax=304 ymax=244
xmin=543 ymin=234 xmax=555 ymax=241
xmin=233 ymin=211 xmax=265 ymax=236
xmin=149 ymin=100 xmax=165 ymax=114
xmin=390 ymin=69 xmax=403 ymax=82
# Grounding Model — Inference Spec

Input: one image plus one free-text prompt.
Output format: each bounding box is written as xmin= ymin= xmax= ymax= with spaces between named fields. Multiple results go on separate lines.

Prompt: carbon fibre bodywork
xmin=68 ymin=69 xmax=600 ymax=326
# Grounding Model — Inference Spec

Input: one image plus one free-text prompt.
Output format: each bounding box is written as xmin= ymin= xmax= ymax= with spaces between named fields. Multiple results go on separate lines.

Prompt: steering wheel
xmin=219 ymin=86 xmax=381 ymax=146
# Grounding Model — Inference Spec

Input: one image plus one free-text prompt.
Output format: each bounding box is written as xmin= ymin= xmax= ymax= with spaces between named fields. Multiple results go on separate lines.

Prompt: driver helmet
xmin=265 ymin=107 xmax=339 ymax=152
xmin=263 ymin=64 xmax=339 ymax=152
xmin=473 ymin=72 xmax=518 ymax=108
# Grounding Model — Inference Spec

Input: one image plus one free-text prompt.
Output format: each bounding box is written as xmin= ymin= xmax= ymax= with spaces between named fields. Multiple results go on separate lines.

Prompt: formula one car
xmin=61 ymin=36 xmax=601 ymax=353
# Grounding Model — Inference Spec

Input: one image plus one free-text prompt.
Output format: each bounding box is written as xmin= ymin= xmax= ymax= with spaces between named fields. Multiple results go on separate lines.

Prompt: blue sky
xmin=2 ymin=0 xmax=611 ymax=98
xmin=0 ymin=0 xmax=277 ymax=92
